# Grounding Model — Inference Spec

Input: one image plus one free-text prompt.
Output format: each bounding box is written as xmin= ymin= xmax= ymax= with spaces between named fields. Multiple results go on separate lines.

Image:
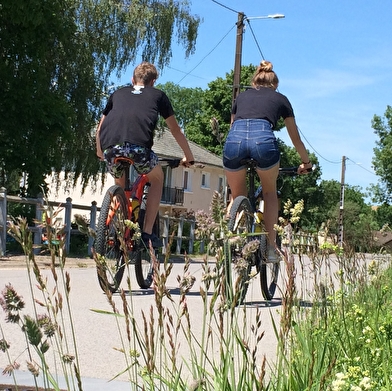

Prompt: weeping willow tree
xmin=0 ymin=0 xmax=200 ymax=196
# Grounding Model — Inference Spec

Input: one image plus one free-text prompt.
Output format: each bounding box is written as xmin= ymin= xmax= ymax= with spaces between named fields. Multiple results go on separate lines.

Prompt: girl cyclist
xmin=223 ymin=60 xmax=312 ymax=262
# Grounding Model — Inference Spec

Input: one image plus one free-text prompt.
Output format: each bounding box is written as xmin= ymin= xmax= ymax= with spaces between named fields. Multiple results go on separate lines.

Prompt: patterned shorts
xmin=104 ymin=142 xmax=159 ymax=178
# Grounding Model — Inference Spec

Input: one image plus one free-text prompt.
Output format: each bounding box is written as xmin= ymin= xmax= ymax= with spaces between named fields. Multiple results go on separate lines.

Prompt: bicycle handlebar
xmin=279 ymin=166 xmax=314 ymax=176
xmin=159 ymin=158 xmax=197 ymax=169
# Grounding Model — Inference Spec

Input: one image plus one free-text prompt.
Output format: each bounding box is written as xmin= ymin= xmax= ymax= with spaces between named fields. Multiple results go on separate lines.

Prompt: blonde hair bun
xmin=251 ymin=60 xmax=278 ymax=89
xmin=259 ymin=60 xmax=273 ymax=72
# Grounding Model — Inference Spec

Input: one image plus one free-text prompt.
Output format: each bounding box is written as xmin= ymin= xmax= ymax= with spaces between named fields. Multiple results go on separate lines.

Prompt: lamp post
xmin=338 ymin=156 xmax=347 ymax=247
xmin=232 ymin=13 xmax=285 ymax=105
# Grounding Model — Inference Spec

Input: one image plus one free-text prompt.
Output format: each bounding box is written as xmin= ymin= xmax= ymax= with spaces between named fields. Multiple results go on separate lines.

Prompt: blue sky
xmin=114 ymin=0 xmax=392 ymax=202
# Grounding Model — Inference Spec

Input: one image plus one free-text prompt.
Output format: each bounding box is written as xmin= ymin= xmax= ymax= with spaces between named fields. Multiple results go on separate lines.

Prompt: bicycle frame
xmin=105 ymin=156 xmax=183 ymax=231
xmin=247 ymin=162 xmax=299 ymax=217
xmin=105 ymin=160 xmax=149 ymax=225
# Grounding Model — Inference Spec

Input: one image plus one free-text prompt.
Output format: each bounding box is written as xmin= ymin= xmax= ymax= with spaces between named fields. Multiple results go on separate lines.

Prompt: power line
xmin=211 ymin=0 xmax=239 ymax=14
xmin=297 ymin=128 xmax=377 ymax=176
xmin=346 ymin=157 xmax=377 ymax=176
xmin=166 ymin=66 xmax=207 ymax=81
xmin=176 ymin=24 xmax=236 ymax=84
xmin=245 ymin=19 xmax=265 ymax=60
xmin=297 ymin=127 xmax=341 ymax=164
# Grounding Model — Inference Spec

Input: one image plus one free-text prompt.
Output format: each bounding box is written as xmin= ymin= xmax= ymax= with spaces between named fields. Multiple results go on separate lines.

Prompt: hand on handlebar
xmin=298 ymin=161 xmax=313 ymax=175
xmin=181 ymin=157 xmax=195 ymax=168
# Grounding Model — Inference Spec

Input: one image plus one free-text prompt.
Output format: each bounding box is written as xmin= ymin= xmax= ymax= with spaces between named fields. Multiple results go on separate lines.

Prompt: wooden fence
xmin=0 ymin=187 xmax=98 ymax=257
xmin=0 ymin=188 xmax=199 ymax=257
xmin=0 ymin=187 xmax=318 ymax=258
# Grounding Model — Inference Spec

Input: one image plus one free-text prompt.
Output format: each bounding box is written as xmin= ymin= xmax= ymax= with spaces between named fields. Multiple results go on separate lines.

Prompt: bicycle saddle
xmin=239 ymin=158 xmax=258 ymax=168
xmin=113 ymin=156 xmax=134 ymax=166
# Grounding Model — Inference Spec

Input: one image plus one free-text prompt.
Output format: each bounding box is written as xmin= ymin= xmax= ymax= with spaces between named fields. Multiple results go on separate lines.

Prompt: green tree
xmin=372 ymin=203 xmax=392 ymax=230
xmin=314 ymin=179 xmax=375 ymax=251
xmin=0 ymin=0 xmax=200 ymax=196
xmin=372 ymin=105 xmax=392 ymax=203
xmin=185 ymin=65 xmax=258 ymax=155
xmin=156 ymin=82 xmax=204 ymax=129
xmin=277 ymin=142 xmax=320 ymax=230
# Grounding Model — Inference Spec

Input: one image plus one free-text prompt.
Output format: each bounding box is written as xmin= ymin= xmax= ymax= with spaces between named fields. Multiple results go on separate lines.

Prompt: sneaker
xmin=266 ymin=246 xmax=281 ymax=264
xmin=141 ymin=232 xmax=162 ymax=248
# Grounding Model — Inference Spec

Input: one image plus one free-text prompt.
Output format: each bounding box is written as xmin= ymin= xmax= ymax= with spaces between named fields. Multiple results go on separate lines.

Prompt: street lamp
xmin=247 ymin=14 xmax=285 ymax=20
xmin=232 ymin=12 xmax=285 ymax=105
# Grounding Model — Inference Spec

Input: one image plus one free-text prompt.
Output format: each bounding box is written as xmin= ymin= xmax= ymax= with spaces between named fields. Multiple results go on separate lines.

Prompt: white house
xmin=46 ymin=131 xmax=225 ymax=220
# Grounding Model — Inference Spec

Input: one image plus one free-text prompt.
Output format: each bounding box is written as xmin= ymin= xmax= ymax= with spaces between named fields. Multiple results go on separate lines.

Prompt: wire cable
xmin=346 ymin=157 xmax=377 ymax=176
xmin=166 ymin=66 xmax=207 ymax=81
xmin=297 ymin=127 xmax=341 ymax=164
xmin=245 ymin=19 xmax=266 ymax=60
xmin=211 ymin=0 xmax=239 ymax=14
xmin=176 ymin=24 xmax=236 ymax=84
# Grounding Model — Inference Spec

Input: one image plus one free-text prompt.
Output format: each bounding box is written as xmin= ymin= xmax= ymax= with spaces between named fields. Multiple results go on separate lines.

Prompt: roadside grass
xmin=272 ymin=250 xmax=392 ymax=391
xmin=1 ymin=195 xmax=392 ymax=390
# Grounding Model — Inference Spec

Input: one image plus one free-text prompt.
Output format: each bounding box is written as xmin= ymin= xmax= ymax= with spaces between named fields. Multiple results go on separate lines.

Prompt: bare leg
xmin=256 ymin=164 xmax=279 ymax=247
xmin=115 ymin=175 xmax=126 ymax=189
xmin=143 ymin=165 xmax=164 ymax=234
xmin=225 ymin=168 xmax=248 ymax=214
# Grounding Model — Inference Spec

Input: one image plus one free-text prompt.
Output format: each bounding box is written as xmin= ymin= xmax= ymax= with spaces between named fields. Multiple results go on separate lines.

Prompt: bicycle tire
xmin=225 ymin=196 xmax=253 ymax=306
xmin=95 ymin=185 xmax=128 ymax=293
xmin=133 ymin=207 xmax=157 ymax=289
xmin=257 ymin=234 xmax=280 ymax=300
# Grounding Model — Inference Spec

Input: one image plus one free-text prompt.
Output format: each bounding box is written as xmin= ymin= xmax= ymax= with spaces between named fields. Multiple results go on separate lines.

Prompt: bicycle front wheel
xmin=133 ymin=208 xmax=157 ymax=289
xmin=257 ymin=234 xmax=280 ymax=300
xmin=225 ymin=196 xmax=253 ymax=306
xmin=95 ymin=185 xmax=128 ymax=293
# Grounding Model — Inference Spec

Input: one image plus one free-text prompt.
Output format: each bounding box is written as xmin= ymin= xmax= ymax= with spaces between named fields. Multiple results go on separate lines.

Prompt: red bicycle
xmin=94 ymin=157 xmax=184 ymax=292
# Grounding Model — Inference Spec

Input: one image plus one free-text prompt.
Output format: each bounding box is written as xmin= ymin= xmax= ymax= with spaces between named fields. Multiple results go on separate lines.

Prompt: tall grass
xmin=1 ymin=194 xmax=392 ymax=390
xmin=1 ymin=206 xmax=82 ymax=391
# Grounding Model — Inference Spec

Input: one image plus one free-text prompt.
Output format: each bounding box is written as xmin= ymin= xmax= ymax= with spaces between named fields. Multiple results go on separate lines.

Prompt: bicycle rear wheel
xmin=225 ymin=196 xmax=253 ymax=306
xmin=257 ymin=234 xmax=280 ymax=300
xmin=95 ymin=185 xmax=128 ymax=293
xmin=133 ymin=208 xmax=157 ymax=289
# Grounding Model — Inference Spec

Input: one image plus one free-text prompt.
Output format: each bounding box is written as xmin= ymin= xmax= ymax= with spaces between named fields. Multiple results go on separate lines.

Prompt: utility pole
xmin=230 ymin=12 xmax=284 ymax=106
xmin=338 ymin=156 xmax=346 ymax=247
xmin=232 ymin=12 xmax=245 ymax=106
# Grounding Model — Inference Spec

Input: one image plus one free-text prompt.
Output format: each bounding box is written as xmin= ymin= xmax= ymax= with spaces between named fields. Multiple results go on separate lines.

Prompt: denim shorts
xmin=104 ymin=142 xmax=159 ymax=178
xmin=223 ymin=119 xmax=280 ymax=171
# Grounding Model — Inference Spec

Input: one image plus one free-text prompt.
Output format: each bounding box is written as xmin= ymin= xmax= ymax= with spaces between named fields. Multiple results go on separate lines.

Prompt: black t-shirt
xmin=232 ymin=87 xmax=294 ymax=129
xmin=99 ymin=85 xmax=175 ymax=150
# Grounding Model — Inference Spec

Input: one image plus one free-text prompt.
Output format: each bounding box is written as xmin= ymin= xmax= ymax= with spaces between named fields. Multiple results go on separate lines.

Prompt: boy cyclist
xmin=96 ymin=62 xmax=194 ymax=247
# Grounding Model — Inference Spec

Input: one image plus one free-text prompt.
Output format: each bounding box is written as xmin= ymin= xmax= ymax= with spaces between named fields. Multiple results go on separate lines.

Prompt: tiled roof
xmin=372 ymin=230 xmax=392 ymax=247
xmin=153 ymin=130 xmax=223 ymax=168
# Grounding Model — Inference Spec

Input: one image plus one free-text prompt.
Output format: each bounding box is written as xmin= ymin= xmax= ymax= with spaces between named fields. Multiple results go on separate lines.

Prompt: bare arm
xmin=165 ymin=115 xmax=195 ymax=165
xmin=96 ymin=115 xmax=106 ymax=160
xmin=284 ymin=117 xmax=312 ymax=173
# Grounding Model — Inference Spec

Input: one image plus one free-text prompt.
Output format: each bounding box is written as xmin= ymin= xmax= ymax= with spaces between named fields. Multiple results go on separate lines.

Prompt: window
xmin=218 ymin=176 xmax=224 ymax=193
xmin=201 ymin=172 xmax=210 ymax=189
xmin=162 ymin=165 xmax=172 ymax=187
xmin=183 ymin=169 xmax=192 ymax=192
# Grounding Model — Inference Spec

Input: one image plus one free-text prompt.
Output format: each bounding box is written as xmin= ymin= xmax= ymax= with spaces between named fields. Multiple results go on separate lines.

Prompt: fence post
xmin=176 ymin=215 xmax=184 ymax=254
xmin=34 ymin=193 xmax=44 ymax=255
xmin=162 ymin=213 xmax=169 ymax=254
xmin=64 ymin=197 xmax=72 ymax=253
xmin=88 ymin=201 xmax=97 ymax=257
xmin=188 ymin=219 xmax=195 ymax=254
xmin=199 ymin=240 xmax=205 ymax=254
xmin=0 ymin=187 xmax=7 ymax=256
